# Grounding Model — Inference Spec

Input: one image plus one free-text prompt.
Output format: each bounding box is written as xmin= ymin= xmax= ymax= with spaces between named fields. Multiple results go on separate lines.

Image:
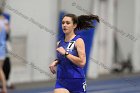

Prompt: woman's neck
xmin=65 ymin=32 xmax=76 ymax=42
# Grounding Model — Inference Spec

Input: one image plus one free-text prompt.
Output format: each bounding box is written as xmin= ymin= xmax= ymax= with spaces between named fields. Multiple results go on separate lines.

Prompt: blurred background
xmin=0 ymin=0 xmax=140 ymax=93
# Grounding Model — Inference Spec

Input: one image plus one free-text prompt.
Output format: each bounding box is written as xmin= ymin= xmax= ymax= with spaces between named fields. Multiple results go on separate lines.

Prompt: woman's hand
xmin=56 ymin=47 xmax=66 ymax=55
xmin=49 ymin=60 xmax=58 ymax=74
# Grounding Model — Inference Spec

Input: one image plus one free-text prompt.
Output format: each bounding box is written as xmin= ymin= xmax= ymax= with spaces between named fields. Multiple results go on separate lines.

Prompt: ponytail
xmin=77 ymin=15 xmax=99 ymax=30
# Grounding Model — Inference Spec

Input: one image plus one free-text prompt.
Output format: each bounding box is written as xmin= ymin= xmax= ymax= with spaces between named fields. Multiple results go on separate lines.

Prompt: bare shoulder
xmin=57 ymin=41 xmax=61 ymax=46
xmin=75 ymin=38 xmax=85 ymax=47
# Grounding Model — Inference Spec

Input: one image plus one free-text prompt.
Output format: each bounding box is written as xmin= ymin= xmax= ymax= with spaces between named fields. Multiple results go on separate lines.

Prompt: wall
xmin=5 ymin=0 xmax=58 ymax=83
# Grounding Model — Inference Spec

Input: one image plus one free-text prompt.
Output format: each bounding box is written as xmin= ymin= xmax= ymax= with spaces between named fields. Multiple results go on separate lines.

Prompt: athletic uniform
xmin=55 ymin=35 xmax=87 ymax=93
xmin=0 ymin=27 xmax=6 ymax=60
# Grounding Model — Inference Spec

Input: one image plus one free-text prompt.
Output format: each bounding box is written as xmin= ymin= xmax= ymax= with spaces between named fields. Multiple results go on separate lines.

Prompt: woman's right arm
xmin=49 ymin=41 xmax=60 ymax=74
xmin=49 ymin=59 xmax=59 ymax=74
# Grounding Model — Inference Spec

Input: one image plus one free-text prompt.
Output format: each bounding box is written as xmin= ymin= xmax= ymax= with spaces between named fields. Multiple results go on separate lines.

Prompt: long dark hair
xmin=63 ymin=14 xmax=99 ymax=30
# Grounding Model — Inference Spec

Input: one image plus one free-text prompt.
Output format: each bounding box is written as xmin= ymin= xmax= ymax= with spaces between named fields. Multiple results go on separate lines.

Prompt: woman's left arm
xmin=67 ymin=38 xmax=86 ymax=67
xmin=57 ymin=38 xmax=86 ymax=67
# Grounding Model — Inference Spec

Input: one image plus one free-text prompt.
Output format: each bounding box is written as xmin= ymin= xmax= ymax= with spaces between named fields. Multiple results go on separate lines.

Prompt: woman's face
xmin=62 ymin=16 xmax=77 ymax=34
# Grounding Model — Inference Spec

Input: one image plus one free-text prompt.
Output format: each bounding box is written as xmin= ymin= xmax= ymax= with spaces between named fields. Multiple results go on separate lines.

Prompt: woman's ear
xmin=73 ymin=24 xmax=77 ymax=29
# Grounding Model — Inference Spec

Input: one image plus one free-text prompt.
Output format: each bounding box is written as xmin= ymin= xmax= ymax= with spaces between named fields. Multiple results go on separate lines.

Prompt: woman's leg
xmin=54 ymin=88 xmax=70 ymax=93
xmin=0 ymin=60 xmax=7 ymax=93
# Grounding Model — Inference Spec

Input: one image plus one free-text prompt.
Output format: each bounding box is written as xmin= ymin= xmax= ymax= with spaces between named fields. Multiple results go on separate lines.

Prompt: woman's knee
xmin=54 ymin=88 xmax=70 ymax=93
